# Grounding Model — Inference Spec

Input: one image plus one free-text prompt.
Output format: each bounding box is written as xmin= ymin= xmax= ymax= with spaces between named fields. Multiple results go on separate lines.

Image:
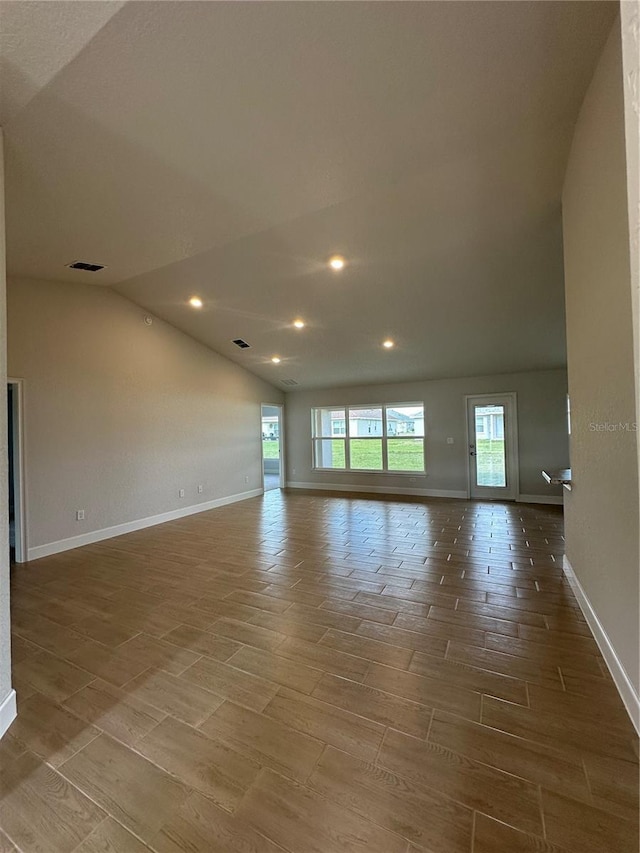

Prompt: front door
xmin=466 ymin=394 xmax=518 ymax=500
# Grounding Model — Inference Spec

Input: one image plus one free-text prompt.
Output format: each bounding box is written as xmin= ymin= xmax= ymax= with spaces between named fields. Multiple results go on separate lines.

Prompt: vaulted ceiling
xmin=1 ymin=1 xmax=616 ymax=389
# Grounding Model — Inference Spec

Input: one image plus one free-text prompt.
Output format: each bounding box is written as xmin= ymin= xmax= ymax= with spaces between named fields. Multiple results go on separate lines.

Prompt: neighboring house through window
xmin=311 ymin=404 xmax=425 ymax=472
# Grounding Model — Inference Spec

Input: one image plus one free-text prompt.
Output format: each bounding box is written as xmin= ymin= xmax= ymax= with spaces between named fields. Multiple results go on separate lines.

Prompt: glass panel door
xmin=467 ymin=394 xmax=517 ymax=500
xmin=261 ymin=404 xmax=283 ymax=491
xmin=473 ymin=404 xmax=506 ymax=487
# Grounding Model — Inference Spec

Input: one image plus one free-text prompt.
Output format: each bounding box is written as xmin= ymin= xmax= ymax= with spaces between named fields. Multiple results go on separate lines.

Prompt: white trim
xmin=563 ymin=555 xmax=640 ymax=734
xmin=517 ymin=494 xmax=564 ymax=505
xmin=26 ymin=489 xmax=264 ymax=562
xmin=0 ymin=689 xmax=16 ymax=740
xmin=311 ymin=401 xmax=426 ymax=475
xmin=465 ymin=392 xmax=519 ymax=501
xmin=286 ymin=481 xmax=467 ymax=499
xmin=312 ymin=468 xmax=427 ymax=478
xmin=261 ymin=402 xmax=284 ymax=490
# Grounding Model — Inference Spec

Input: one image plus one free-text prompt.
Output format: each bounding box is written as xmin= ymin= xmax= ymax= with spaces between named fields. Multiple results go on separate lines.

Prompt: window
xmin=311 ymin=404 xmax=425 ymax=472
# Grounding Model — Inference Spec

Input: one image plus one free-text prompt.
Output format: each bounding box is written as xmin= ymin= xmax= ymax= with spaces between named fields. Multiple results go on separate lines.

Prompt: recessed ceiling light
xmin=271 ymin=356 xmax=281 ymax=364
xmin=328 ymin=255 xmax=345 ymax=271
xmin=293 ymin=319 xmax=305 ymax=329
xmin=189 ymin=296 xmax=203 ymax=308
xmin=383 ymin=339 xmax=395 ymax=349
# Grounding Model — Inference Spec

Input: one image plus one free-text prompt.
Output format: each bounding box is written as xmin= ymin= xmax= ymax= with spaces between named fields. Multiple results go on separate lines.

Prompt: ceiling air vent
xmin=67 ymin=261 xmax=106 ymax=272
xmin=281 ymin=379 xmax=299 ymax=386
xmin=232 ymin=339 xmax=251 ymax=349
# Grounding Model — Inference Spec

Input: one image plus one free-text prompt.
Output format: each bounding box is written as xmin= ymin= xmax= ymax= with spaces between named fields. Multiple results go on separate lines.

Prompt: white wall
xmin=0 ymin=132 xmax=16 ymax=737
xmin=562 ymin=17 xmax=639 ymax=715
xmin=7 ymin=276 xmax=283 ymax=557
xmin=285 ymin=369 xmax=568 ymax=501
xmin=620 ymin=0 xmax=640 ymax=514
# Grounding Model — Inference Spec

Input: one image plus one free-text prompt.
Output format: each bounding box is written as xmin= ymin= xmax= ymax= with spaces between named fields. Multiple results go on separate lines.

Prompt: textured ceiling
xmin=0 ymin=1 xmax=125 ymax=124
xmin=2 ymin=1 xmax=616 ymax=389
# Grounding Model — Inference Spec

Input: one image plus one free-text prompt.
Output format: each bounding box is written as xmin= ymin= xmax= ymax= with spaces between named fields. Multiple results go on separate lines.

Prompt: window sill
xmin=312 ymin=468 xmax=427 ymax=477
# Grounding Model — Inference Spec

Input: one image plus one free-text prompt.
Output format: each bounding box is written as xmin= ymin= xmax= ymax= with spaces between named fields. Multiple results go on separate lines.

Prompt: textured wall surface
xmin=562 ymin=18 xmax=639 ymax=693
xmin=285 ymin=369 xmax=569 ymax=499
xmin=8 ymin=276 xmax=282 ymax=552
xmin=621 ymin=0 xmax=640 ymax=500
xmin=0 ymin=132 xmax=12 ymax=706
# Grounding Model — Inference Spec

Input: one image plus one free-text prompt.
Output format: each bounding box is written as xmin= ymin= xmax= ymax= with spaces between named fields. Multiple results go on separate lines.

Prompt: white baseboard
xmin=563 ymin=556 xmax=640 ymax=734
xmin=517 ymin=494 xmax=564 ymax=505
xmin=27 ymin=488 xmax=264 ymax=561
xmin=287 ymin=483 xmax=563 ymax=505
xmin=286 ymin=481 xmax=467 ymax=500
xmin=0 ymin=689 xmax=16 ymax=740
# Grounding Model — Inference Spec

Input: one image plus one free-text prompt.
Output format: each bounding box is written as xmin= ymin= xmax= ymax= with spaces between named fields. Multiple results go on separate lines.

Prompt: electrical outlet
xmin=447 ymin=437 xmax=454 ymax=445
xmin=244 ymin=476 xmax=249 ymax=484
xmin=292 ymin=467 xmax=296 ymax=475
xmin=197 ymin=485 xmax=203 ymax=494
xmin=76 ymin=510 xmax=85 ymax=521
xmin=179 ymin=488 xmax=185 ymax=498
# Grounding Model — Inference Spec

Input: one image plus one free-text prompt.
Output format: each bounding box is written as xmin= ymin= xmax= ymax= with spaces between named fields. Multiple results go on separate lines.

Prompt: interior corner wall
xmin=7 ymin=276 xmax=283 ymax=557
xmin=0 ymin=131 xmax=16 ymax=735
xmin=620 ymin=0 xmax=640 ymax=514
xmin=562 ymin=16 xmax=640 ymax=702
xmin=285 ymin=369 xmax=569 ymax=501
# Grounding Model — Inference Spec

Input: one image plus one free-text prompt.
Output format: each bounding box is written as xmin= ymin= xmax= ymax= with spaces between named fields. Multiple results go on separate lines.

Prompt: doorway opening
xmin=261 ymin=404 xmax=283 ymax=491
xmin=466 ymin=392 xmax=519 ymax=501
xmin=8 ymin=379 xmax=26 ymax=562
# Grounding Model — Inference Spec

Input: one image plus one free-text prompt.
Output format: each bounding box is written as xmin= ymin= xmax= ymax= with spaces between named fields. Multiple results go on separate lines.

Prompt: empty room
xmin=0 ymin=2 xmax=638 ymax=852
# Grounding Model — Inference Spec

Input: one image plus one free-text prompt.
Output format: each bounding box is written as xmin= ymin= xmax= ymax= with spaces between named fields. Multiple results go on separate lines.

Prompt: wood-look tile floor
xmin=2 ymin=490 xmax=638 ymax=853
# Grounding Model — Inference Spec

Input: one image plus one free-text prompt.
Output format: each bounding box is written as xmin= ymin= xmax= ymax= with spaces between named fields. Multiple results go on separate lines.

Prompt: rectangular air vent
xmin=281 ymin=379 xmax=299 ymax=386
xmin=232 ymin=339 xmax=251 ymax=349
xmin=67 ymin=261 xmax=106 ymax=272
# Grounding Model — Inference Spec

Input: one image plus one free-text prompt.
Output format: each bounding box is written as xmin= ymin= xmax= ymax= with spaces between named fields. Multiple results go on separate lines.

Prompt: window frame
xmin=311 ymin=402 xmax=426 ymax=474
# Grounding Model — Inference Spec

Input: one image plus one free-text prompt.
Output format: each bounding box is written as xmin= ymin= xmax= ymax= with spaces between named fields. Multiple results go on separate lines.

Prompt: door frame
xmin=8 ymin=378 xmax=27 ymax=562
xmin=464 ymin=392 xmax=519 ymax=501
xmin=260 ymin=403 xmax=285 ymax=491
